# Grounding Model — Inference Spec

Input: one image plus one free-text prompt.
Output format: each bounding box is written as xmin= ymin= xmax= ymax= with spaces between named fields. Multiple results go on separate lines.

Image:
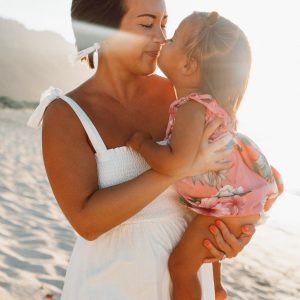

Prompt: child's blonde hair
xmin=185 ymin=11 xmax=252 ymax=118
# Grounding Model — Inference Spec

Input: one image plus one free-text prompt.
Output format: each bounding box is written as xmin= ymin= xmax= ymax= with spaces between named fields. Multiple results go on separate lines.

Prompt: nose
xmin=153 ymin=27 xmax=167 ymax=45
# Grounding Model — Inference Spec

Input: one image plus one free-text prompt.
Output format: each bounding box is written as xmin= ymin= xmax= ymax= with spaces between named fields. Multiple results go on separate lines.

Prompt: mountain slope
xmin=0 ymin=18 xmax=94 ymax=102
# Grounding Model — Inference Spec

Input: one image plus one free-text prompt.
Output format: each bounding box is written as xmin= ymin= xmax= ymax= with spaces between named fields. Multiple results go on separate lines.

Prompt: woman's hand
xmin=202 ymin=221 xmax=256 ymax=262
xmin=184 ymin=118 xmax=235 ymax=178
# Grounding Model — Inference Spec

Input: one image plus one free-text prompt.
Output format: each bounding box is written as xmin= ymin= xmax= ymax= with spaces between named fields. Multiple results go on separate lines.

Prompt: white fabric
xmin=27 ymin=86 xmax=62 ymax=128
xmin=28 ymin=86 xmax=215 ymax=300
xmin=75 ymin=42 xmax=100 ymax=62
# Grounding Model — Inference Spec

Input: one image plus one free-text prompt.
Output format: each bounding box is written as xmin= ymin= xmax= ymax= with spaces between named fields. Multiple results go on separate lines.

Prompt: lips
xmin=145 ymin=50 xmax=161 ymax=58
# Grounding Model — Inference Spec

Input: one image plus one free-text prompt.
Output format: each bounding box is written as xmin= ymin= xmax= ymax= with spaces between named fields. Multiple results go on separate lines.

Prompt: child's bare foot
xmin=215 ymin=286 xmax=227 ymax=300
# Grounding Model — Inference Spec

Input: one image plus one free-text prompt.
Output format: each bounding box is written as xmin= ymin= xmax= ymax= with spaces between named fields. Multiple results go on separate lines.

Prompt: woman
xmin=28 ymin=0 xmax=256 ymax=299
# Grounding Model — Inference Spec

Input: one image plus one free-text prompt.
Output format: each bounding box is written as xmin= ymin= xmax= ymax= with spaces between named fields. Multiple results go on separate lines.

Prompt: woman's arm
xmin=42 ymin=100 xmax=178 ymax=241
xmin=42 ymin=100 xmax=232 ymax=241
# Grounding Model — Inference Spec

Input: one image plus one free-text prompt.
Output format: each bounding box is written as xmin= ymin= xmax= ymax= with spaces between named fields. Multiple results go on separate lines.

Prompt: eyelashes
xmin=140 ymin=24 xmax=153 ymax=28
xmin=139 ymin=24 xmax=167 ymax=29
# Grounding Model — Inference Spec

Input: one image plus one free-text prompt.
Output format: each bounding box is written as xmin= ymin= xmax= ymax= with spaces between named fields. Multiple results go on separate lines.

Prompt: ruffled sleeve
xmin=27 ymin=86 xmax=63 ymax=128
xmin=188 ymin=93 xmax=234 ymax=132
xmin=165 ymin=93 xmax=236 ymax=141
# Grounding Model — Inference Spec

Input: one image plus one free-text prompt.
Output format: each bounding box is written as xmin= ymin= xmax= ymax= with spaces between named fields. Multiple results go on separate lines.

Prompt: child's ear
xmin=182 ymin=56 xmax=199 ymax=77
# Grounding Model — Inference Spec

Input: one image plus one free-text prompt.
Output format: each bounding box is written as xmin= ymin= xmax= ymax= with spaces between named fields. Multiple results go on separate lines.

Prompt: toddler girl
xmin=127 ymin=11 xmax=283 ymax=300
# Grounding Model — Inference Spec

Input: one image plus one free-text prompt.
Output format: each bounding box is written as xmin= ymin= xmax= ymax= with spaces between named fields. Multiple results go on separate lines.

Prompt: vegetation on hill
xmin=0 ymin=96 xmax=37 ymax=109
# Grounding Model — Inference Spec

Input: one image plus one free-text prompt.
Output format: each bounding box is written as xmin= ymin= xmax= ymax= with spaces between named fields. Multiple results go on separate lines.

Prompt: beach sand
xmin=0 ymin=109 xmax=299 ymax=300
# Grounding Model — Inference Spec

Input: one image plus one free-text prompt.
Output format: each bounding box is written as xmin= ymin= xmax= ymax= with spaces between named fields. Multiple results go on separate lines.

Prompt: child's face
xmin=158 ymin=16 xmax=193 ymax=84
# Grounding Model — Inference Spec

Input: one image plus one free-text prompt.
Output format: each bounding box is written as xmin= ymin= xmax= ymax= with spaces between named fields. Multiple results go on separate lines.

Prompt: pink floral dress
xmin=165 ymin=93 xmax=284 ymax=217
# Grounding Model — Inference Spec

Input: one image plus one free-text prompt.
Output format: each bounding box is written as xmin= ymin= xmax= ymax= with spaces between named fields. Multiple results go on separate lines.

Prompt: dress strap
xmin=165 ymin=94 xmax=214 ymax=140
xmin=165 ymin=93 xmax=235 ymax=140
xmin=27 ymin=86 xmax=108 ymax=154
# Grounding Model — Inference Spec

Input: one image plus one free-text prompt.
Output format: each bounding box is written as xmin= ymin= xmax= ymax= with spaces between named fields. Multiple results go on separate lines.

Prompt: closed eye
xmin=140 ymin=24 xmax=167 ymax=29
xmin=140 ymin=24 xmax=153 ymax=29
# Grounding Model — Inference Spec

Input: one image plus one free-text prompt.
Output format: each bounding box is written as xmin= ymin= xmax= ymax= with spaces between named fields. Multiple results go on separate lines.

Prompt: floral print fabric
xmin=166 ymin=94 xmax=284 ymax=217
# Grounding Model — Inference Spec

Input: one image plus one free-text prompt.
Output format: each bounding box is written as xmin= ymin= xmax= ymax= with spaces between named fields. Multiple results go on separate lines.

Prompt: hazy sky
xmin=0 ymin=0 xmax=73 ymax=41
xmin=1 ymin=0 xmax=300 ymax=190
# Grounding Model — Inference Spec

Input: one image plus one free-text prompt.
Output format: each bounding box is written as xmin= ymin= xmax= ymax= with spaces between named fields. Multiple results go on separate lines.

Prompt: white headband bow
xmin=75 ymin=42 xmax=101 ymax=62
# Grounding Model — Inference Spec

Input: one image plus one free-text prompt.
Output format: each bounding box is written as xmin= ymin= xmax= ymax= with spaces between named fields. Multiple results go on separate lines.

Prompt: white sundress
xmin=27 ymin=87 xmax=215 ymax=300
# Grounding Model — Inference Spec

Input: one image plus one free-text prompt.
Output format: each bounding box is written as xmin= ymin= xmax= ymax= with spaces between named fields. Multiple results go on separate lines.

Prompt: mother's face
xmin=107 ymin=0 xmax=168 ymax=76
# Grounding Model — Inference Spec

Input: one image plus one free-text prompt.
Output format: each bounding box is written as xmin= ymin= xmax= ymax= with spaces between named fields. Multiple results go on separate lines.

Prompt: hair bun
xmin=207 ymin=11 xmax=219 ymax=26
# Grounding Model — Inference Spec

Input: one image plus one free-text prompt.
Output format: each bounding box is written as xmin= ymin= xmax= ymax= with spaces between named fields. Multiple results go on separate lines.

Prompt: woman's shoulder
xmin=146 ymin=74 xmax=175 ymax=102
xmin=42 ymin=92 xmax=86 ymax=141
xmin=44 ymin=81 xmax=89 ymax=123
xmin=148 ymin=74 xmax=174 ymax=90
xmin=43 ymin=96 xmax=74 ymax=124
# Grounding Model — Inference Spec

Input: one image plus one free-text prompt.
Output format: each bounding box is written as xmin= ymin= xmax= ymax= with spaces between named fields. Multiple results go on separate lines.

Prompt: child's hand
xmin=126 ymin=131 xmax=153 ymax=152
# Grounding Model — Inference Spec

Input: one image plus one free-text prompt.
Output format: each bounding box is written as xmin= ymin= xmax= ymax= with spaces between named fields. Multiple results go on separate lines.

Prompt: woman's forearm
xmin=79 ymin=169 xmax=177 ymax=240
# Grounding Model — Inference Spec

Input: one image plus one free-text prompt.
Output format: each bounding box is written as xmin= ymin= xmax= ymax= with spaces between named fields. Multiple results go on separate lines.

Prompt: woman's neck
xmin=89 ymin=54 xmax=145 ymax=106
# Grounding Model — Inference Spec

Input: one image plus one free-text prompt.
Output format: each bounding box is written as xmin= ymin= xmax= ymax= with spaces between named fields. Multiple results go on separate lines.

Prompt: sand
xmin=0 ymin=109 xmax=299 ymax=300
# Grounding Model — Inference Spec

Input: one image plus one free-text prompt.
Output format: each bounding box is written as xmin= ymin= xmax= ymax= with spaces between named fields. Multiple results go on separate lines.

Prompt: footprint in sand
xmin=9 ymin=247 xmax=53 ymax=260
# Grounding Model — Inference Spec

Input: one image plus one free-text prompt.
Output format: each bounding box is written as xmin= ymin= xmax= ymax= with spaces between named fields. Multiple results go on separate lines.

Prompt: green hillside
xmin=0 ymin=96 xmax=37 ymax=109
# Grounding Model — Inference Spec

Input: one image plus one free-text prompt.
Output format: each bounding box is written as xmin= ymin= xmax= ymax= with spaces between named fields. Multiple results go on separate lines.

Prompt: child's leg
xmin=168 ymin=215 xmax=214 ymax=300
xmin=169 ymin=213 xmax=260 ymax=300
xmin=211 ymin=214 xmax=260 ymax=300
xmin=213 ymin=262 xmax=227 ymax=300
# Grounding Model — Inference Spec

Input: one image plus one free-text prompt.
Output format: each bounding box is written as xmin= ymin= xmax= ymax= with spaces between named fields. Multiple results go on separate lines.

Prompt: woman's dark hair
xmin=185 ymin=11 xmax=252 ymax=119
xmin=71 ymin=0 xmax=128 ymax=68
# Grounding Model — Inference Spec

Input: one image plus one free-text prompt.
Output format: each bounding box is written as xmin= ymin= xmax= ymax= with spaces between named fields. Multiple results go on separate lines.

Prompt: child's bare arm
xmin=126 ymin=130 xmax=175 ymax=173
xmin=127 ymin=101 xmax=206 ymax=175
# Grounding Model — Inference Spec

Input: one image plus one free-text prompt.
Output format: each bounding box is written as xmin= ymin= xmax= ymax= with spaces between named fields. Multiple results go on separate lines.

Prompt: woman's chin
xmin=140 ymin=63 xmax=157 ymax=76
